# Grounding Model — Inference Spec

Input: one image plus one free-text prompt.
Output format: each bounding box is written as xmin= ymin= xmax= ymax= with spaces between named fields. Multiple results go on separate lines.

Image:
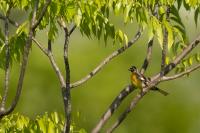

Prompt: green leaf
xmin=152 ymin=17 xmax=163 ymax=48
xmin=164 ymin=21 xmax=174 ymax=50
xmin=195 ymin=53 xmax=200 ymax=62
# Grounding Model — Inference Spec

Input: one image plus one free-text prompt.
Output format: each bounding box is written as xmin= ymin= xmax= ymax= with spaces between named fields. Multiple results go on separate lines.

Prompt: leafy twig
xmin=161 ymin=64 xmax=200 ymax=81
xmin=70 ymin=29 xmax=143 ymax=88
xmin=106 ymin=33 xmax=200 ymax=132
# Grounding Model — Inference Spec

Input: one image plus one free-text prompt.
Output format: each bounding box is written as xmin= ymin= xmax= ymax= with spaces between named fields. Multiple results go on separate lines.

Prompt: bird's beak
xmin=128 ymin=68 xmax=131 ymax=71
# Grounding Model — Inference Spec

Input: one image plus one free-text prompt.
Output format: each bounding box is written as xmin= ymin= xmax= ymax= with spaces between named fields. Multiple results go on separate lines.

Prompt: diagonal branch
xmin=106 ymin=33 xmax=200 ymax=132
xmin=161 ymin=63 xmax=200 ymax=81
xmin=69 ymin=25 xmax=76 ymax=36
xmin=70 ymin=29 xmax=143 ymax=88
xmin=32 ymin=0 xmax=52 ymax=30
xmin=106 ymin=83 xmax=154 ymax=133
xmin=32 ymin=37 xmax=65 ymax=88
xmin=92 ymin=85 xmax=136 ymax=133
xmin=0 ymin=13 xmax=19 ymax=27
xmin=0 ymin=0 xmax=40 ymax=118
xmin=140 ymin=39 xmax=154 ymax=74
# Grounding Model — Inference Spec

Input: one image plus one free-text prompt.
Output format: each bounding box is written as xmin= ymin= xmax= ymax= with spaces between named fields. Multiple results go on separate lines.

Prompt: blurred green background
xmin=1 ymin=10 xmax=200 ymax=133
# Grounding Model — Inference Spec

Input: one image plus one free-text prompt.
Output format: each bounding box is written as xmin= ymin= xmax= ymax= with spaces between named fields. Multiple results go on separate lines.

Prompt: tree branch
xmin=69 ymin=25 xmax=76 ymax=36
xmin=92 ymin=85 xmax=136 ymax=133
xmin=106 ymin=33 xmax=200 ymax=132
xmin=0 ymin=13 xmax=19 ymax=27
xmin=32 ymin=0 xmax=52 ymax=30
xmin=161 ymin=63 xmax=200 ymax=81
xmin=32 ymin=37 xmax=48 ymax=55
xmin=0 ymin=13 xmax=10 ymax=112
xmin=32 ymin=37 xmax=65 ymax=88
xmin=0 ymin=0 xmax=39 ymax=117
xmin=70 ymin=29 xmax=143 ymax=88
xmin=161 ymin=7 xmax=170 ymax=70
xmin=140 ymin=39 xmax=154 ymax=74
xmin=59 ymin=20 xmax=71 ymax=133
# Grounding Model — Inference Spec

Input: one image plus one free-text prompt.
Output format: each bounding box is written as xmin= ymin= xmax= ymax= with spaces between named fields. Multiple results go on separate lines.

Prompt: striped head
xmin=128 ymin=66 xmax=137 ymax=73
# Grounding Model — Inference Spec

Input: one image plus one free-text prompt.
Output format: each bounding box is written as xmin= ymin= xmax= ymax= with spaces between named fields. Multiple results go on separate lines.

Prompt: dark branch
xmin=69 ymin=25 xmax=76 ymax=36
xmin=70 ymin=29 xmax=143 ymax=88
xmin=106 ymin=33 xmax=200 ymax=132
xmin=92 ymin=85 xmax=135 ymax=133
xmin=161 ymin=64 xmax=200 ymax=81
xmin=140 ymin=39 xmax=154 ymax=74
xmin=161 ymin=7 xmax=170 ymax=70
xmin=59 ymin=20 xmax=71 ymax=133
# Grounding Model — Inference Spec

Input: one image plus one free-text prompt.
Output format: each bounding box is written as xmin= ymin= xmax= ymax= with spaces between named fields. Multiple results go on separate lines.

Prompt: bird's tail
xmin=151 ymin=87 xmax=169 ymax=96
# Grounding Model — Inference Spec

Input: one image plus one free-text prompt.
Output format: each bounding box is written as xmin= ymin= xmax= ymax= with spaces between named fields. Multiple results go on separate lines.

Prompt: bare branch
xmin=140 ymin=39 xmax=154 ymax=74
xmin=32 ymin=37 xmax=65 ymax=88
xmin=32 ymin=37 xmax=48 ymax=55
xmin=92 ymin=85 xmax=135 ymax=133
xmin=161 ymin=7 xmax=170 ymax=70
xmin=0 ymin=13 xmax=19 ymax=27
xmin=107 ymin=73 xmax=163 ymax=133
xmin=69 ymin=25 xmax=76 ymax=36
xmin=70 ymin=29 xmax=143 ymax=88
xmin=32 ymin=0 xmax=52 ymax=30
xmin=161 ymin=64 xmax=200 ymax=81
xmin=0 ymin=14 xmax=10 ymax=112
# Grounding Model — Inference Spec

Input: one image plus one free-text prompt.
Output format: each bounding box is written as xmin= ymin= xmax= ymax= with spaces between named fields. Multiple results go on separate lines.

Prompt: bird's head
xmin=128 ymin=66 xmax=137 ymax=72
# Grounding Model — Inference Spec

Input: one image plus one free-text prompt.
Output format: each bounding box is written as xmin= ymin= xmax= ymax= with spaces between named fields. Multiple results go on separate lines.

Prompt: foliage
xmin=0 ymin=112 xmax=86 ymax=133
xmin=0 ymin=0 xmax=200 ymax=132
xmin=0 ymin=0 xmax=199 ymax=71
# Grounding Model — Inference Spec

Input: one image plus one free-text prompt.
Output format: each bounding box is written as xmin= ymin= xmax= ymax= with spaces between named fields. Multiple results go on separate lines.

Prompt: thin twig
xmin=69 ymin=25 xmax=76 ymax=36
xmin=92 ymin=85 xmax=135 ymax=133
xmin=32 ymin=0 xmax=52 ymax=30
xmin=0 ymin=13 xmax=19 ymax=27
xmin=70 ymin=29 xmax=143 ymax=88
xmin=32 ymin=37 xmax=65 ymax=88
xmin=32 ymin=37 xmax=48 ymax=55
xmin=140 ymin=39 xmax=154 ymax=74
xmin=0 ymin=13 xmax=10 ymax=112
xmin=161 ymin=64 xmax=200 ymax=81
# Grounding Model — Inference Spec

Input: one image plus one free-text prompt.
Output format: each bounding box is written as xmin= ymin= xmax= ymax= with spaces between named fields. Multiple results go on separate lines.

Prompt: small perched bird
xmin=129 ymin=66 xmax=168 ymax=96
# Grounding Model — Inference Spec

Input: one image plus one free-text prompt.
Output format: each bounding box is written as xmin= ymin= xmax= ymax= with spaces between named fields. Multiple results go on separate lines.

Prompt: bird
xmin=129 ymin=66 xmax=168 ymax=96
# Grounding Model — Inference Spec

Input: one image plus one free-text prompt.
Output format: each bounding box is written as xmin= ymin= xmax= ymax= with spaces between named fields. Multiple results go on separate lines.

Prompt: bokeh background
xmin=1 ymin=9 xmax=200 ymax=133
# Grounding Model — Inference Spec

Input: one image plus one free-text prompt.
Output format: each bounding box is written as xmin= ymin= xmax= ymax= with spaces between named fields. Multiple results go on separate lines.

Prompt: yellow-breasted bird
xmin=129 ymin=66 xmax=168 ymax=96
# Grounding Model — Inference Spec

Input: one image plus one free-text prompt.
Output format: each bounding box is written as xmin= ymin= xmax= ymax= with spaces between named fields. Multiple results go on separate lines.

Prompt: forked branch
xmin=70 ymin=29 xmax=143 ymax=88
